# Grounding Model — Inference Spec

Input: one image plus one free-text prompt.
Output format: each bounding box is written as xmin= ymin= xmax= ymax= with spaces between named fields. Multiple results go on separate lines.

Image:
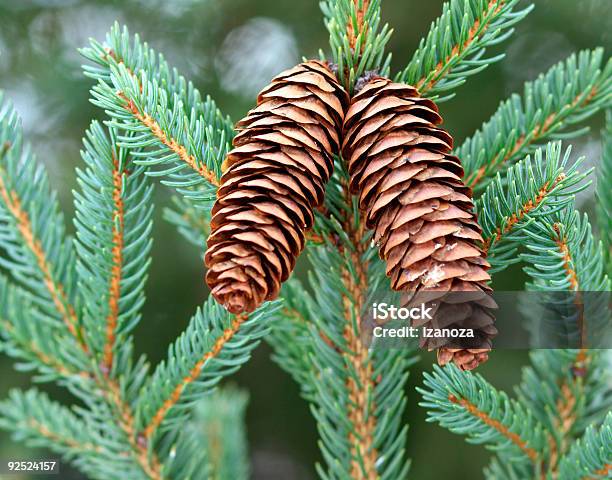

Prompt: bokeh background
xmin=0 ymin=0 xmax=610 ymax=478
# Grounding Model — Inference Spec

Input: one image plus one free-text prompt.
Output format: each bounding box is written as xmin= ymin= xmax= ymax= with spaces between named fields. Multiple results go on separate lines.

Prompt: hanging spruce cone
xmin=342 ymin=76 xmax=497 ymax=370
xmin=205 ymin=60 xmax=349 ymax=314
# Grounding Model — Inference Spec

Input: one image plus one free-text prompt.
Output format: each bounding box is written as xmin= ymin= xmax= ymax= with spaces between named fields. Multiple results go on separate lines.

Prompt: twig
xmin=448 ymin=394 xmax=539 ymax=462
xmin=341 ymin=184 xmax=378 ymax=479
xmin=102 ymin=154 xmax=126 ymax=374
xmin=28 ymin=419 xmax=103 ymax=454
xmin=0 ymin=172 xmax=86 ymax=351
xmin=417 ymin=0 xmax=505 ymax=95
xmin=468 ymin=87 xmax=599 ymax=188
xmin=0 ymin=159 xmax=162 ymax=479
xmin=141 ymin=314 xmax=248 ymax=440
xmin=117 ymin=94 xmax=219 ymax=186
xmin=482 ymin=173 xmax=566 ymax=252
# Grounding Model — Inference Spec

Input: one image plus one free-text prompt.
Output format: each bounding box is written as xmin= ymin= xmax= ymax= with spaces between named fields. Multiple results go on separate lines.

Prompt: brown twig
xmin=554 ymin=227 xmax=580 ymax=292
xmin=552 ymin=224 xmax=587 ymax=347
xmin=102 ymin=154 xmax=126 ymax=374
xmin=104 ymin=49 xmax=219 ymax=187
xmin=584 ymin=463 xmax=612 ymax=479
xmin=141 ymin=314 xmax=248 ymax=440
xmin=543 ymin=219 xmax=591 ymax=478
xmin=549 ymin=383 xmax=577 ymax=472
xmin=105 ymin=380 xmax=162 ymax=480
xmin=340 ymin=181 xmax=378 ymax=479
xmin=347 ymin=0 xmax=370 ymax=52
xmin=448 ymin=394 xmax=539 ymax=462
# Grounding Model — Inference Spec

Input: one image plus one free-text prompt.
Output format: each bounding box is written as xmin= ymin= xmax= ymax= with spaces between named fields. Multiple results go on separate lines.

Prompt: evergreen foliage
xmin=137 ymin=300 xmax=277 ymax=443
xmin=74 ymin=122 xmax=154 ymax=372
xmin=597 ymin=110 xmax=611 ymax=270
xmin=321 ymin=0 xmax=392 ymax=90
xmin=81 ymin=23 xmax=233 ymax=207
xmin=459 ymin=49 xmax=612 ymax=190
xmin=396 ymin=0 xmax=532 ymax=101
xmin=558 ymin=412 xmax=612 ymax=480
xmin=0 ymin=94 xmax=83 ymax=354
xmin=420 ymin=356 xmax=612 ymax=479
xmin=475 ymin=142 xmax=590 ymax=273
xmin=0 ymin=0 xmax=610 ymax=479
xmin=193 ymin=387 xmax=250 ymax=480
xmin=521 ymin=207 xmax=609 ymax=291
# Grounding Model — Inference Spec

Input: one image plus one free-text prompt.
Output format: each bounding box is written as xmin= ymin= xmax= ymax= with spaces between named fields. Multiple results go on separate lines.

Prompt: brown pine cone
xmin=437 ymin=348 xmax=490 ymax=372
xmin=342 ymin=76 xmax=497 ymax=370
xmin=206 ymin=60 xmax=349 ymax=314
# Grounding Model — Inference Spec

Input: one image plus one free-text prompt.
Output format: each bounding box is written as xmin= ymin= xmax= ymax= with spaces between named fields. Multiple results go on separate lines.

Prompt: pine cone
xmin=206 ymin=60 xmax=348 ymax=314
xmin=437 ymin=348 xmax=490 ymax=372
xmin=342 ymin=76 xmax=497 ymax=370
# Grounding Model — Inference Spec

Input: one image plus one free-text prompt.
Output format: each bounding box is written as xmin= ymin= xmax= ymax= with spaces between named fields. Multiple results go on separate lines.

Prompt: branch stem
xmin=483 ymin=173 xmax=565 ymax=252
xmin=0 ymin=171 xmax=86 ymax=351
xmin=117 ymin=93 xmax=219 ymax=186
xmin=417 ymin=0 xmax=504 ymax=95
xmin=448 ymin=394 xmax=539 ymax=462
xmin=341 ymin=185 xmax=378 ymax=479
xmin=467 ymin=86 xmax=598 ymax=188
xmin=141 ymin=313 xmax=248 ymax=440
xmin=102 ymin=154 xmax=126 ymax=374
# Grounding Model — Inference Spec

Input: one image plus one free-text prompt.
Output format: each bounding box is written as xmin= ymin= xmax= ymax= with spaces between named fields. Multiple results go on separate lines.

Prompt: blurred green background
xmin=0 ymin=0 xmax=610 ymax=478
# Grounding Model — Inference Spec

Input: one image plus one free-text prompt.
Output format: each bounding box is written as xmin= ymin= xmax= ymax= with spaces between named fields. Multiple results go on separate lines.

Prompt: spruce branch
xmin=136 ymin=300 xmax=278 ymax=443
xmin=0 ymin=93 xmax=85 ymax=353
xmin=460 ymin=49 xmax=612 ymax=189
xmin=516 ymin=350 xmax=612 ymax=474
xmin=304 ymin=6 xmax=416 ymax=476
xmin=476 ymin=142 xmax=590 ymax=273
xmin=308 ymin=238 xmax=381 ymax=480
xmin=0 ymin=389 xmax=143 ymax=480
xmin=82 ymin=24 xmax=233 ymax=207
xmin=74 ymin=121 xmax=154 ymax=375
xmin=521 ymin=208 xmax=609 ymax=292
xmin=90 ymin=66 xmax=222 ymax=204
xmin=339 ymin=224 xmax=380 ymax=479
xmin=396 ymin=0 xmax=532 ymax=101
xmin=194 ymin=387 xmax=250 ymax=480
xmin=0 ymin=274 xmax=85 ymax=381
xmin=0 ymin=94 xmax=163 ymax=480
xmin=420 ymin=365 xmax=548 ymax=468
xmin=517 ymin=187 xmax=610 ymax=472
xmin=597 ymin=110 xmax=611 ymax=270
xmin=81 ymin=23 xmax=234 ymax=140
xmin=306 ymin=234 xmax=414 ymax=480
xmin=420 ymin=353 xmax=611 ymax=479
xmin=558 ymin=412 xmax=612 ymax=480
xmin=320 ymin=0 xmax=392 ymax=91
